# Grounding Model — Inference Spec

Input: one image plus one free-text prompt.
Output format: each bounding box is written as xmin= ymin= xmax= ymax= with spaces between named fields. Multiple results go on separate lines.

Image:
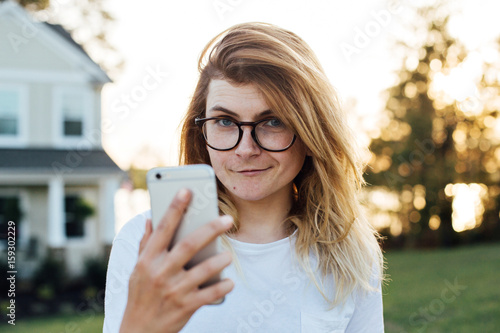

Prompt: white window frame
xmin=0 ymin=83 xmax=29 ymax=147
xmin=52 ymin=85 xmax=93 ymax=148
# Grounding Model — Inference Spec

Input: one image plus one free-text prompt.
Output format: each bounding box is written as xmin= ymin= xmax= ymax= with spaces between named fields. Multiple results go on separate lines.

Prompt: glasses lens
xmin=203 ymin=119 xmax=239 ymax=150
xmin=255 ymin=119 xmax=295 ymax=151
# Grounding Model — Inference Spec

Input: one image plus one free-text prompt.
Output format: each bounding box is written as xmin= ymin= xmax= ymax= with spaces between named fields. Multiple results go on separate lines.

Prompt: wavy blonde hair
xmin=179 ymin=22 xmax=384 ymax=305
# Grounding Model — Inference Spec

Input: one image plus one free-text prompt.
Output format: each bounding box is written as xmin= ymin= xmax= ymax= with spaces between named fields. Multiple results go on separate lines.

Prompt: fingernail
xmin=220 ymin=215 xmax=234 ymax=227
xmin=177 ymin=188 xmax=190 ymax=201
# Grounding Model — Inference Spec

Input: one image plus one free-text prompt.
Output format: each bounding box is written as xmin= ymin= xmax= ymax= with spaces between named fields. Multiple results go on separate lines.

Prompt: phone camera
xmin=155 ymin=173 xmax=162 ymax=180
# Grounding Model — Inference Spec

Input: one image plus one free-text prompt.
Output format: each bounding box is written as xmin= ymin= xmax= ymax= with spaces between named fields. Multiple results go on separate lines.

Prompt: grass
xmin=383 ymin=243 xmax=500 ymax=333
xmin=0 ymin=313 xmax=104 ymax=332
xmin=2 ymin=243 xmax=498 ymax=332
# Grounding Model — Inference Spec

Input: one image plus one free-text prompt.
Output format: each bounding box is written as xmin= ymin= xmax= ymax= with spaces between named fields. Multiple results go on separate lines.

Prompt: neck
xmin=230 ymin=188 xmax=294 ymax=244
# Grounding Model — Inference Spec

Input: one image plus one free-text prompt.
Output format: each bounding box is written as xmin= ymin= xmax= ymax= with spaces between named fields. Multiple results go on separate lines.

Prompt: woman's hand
xmin=119 ymin=189 xmax=234 ymax=333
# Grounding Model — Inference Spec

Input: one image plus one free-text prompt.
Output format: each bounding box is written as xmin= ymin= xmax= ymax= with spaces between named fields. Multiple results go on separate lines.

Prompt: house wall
xmin=0 ymin=3 xmax=115 ymax=281
xmin=29 ymin=82 xmax=53 ymax=146
xmin=0 ymin=13 xmax=104 ymax=149
xmin=0 ymin=17 xmax=73 ymax=71
xmin=65 ymin=185 xmax=103 ymax=276
xmin=3 ymin=185 xmax=106 ymax=277
xmin=92 ymin=86 xmax=104 ymax=145
xmin=28 ymin=186 xmax=50 ymax=251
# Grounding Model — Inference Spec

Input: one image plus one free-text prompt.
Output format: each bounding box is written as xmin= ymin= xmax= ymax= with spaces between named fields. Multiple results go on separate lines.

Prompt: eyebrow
xmin=207 ymin=105 xmax=274 ymax=118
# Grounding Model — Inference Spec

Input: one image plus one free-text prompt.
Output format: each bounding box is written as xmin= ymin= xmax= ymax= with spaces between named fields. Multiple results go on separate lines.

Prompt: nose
xmin=234 ymin=127 xmax=261 ymax=157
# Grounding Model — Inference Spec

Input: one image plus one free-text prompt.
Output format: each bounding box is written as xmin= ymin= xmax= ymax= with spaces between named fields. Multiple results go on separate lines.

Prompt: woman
xmin=104 ymin=22 xmax=385 ymax=333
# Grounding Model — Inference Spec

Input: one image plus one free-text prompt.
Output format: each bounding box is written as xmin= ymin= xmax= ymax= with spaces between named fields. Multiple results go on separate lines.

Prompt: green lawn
xmin=383 ymin=243 xmax=500 ymax=333
xmin=2 ymin=243 xmax=499 ymax=332
xmin=0 ymin=313 xmax=104 ymax=332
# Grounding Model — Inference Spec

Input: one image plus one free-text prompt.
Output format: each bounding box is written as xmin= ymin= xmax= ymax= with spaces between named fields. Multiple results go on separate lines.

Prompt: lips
xmin=235 ymin=167 xmax=271 ymax=175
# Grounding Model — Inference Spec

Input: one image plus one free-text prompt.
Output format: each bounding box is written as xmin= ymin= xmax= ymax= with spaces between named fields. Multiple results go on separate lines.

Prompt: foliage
xmin=3 ymin=197 xmax=22 ymax=223
xmin=73 ymin=197 xmax=95 ymax=222
xmin=83 ymin=256 xmax=108 ymax=291
xmin=0 ymin=197 xmax=22 ymax=243
xmin=32 ymin=255 xmax=67 ymax=298
xmin=128 ymin=166 xmax=148 ymax=190
xmin=0 ymin=261 xmax=10 ymax=300
xmin=365 ymin=3 xmax=500 ymax=247
xmin=17 ymin=0 xmax=49 ymax=10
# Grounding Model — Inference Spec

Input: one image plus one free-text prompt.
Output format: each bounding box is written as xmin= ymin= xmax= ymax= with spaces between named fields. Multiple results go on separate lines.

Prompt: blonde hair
xmin=179 ymin=22 xmax=385 ymax=305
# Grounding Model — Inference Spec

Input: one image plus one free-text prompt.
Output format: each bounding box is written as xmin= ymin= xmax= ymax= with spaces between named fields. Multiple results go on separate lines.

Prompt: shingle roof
xmin=43 ymin=22 xmax=111 ymax=83
xmin=0 ymin=148 xmax=122 ymax=172
xmin=44 ymin=23 xmax=90 ymax=60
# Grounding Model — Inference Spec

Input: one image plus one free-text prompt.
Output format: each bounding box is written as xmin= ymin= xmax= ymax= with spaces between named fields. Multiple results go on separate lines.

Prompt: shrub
xmin=83 ymin=256 xmax=108 ymax=291
xmin=32 ymin=255 xmax=66 ymax=299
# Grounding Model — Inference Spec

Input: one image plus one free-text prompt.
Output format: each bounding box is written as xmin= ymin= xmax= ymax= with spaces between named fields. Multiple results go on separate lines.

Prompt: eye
xmin=264 ymin=118 xmax=285 ymax=128
xmin=215 ymin=118 xmax=236 ymax=127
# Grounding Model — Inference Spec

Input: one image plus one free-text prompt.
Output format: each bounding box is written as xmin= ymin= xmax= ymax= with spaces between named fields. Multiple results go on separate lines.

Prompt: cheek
xmin=285 ymin=143 xmax=307 ymax=168
xmin=207 ymin=149 xmax=226 ymax=177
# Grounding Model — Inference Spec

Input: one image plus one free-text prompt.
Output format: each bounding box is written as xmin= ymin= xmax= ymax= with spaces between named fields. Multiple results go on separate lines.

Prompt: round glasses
xmin=195 ymin=117 xmax=296 ymax=152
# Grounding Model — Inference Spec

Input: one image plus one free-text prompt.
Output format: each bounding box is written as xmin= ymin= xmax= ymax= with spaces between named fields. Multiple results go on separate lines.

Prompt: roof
xmin=0 ymin=0 xmax=111 ymax=83
xmin=44 ymin=22 xmax=111 ymax=82
xmin=0 ymin=148 xmax=122 ymax=172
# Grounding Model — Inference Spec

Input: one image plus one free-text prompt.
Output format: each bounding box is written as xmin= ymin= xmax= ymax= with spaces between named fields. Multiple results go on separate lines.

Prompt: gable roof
xmin=44 ymin=22 xmax=98 ymax=66
xmin=0 ymin=0 xmax=111 ymax=83
xmin=0 ymin=148 xmax=122 ymax=172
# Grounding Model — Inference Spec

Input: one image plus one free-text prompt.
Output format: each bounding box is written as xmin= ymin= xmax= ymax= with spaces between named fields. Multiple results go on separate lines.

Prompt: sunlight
xmin=429 ymin=52 xmax=484 ymax=116
xmin=362 ymin=188 xmax=401 ymax=233
xmin=445 ymin=183 xmax=488 ymax=232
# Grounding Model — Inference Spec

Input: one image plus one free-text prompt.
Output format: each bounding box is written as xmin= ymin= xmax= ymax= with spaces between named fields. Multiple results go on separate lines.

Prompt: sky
xmin=100 ymin=0 xmax=500 ymax=170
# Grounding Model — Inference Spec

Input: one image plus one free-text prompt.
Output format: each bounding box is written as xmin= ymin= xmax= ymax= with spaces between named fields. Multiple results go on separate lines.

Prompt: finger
xmin=138 ymin=219 xmax=153 ymax=255
xmin=168 ymin=215 xmax=233 ymax=270
xmin=184 ymin=251 xmax=232 ymax=289
xmin=144 ymin=188 xmax=192 ymax=257
xmin=191 ymin=278 xmax=234 ymax=309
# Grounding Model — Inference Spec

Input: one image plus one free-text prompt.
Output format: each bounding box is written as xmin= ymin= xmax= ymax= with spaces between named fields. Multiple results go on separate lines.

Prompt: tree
xmin=365 ymin=4 xmax=500 ymax=248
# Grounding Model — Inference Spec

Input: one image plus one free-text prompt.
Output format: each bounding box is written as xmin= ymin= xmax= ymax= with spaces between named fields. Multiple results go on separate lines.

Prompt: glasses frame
xmin=195 ymin=116 xmax=297 ymax=152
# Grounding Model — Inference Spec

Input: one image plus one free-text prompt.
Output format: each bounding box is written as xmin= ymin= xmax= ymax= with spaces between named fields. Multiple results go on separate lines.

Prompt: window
xmin=0 ymin=84 xmax=28 ymax=146
xmin=61 ymin=91 xmax=84 ymax=136
xmin=53 ymin=86 xmax=92 ymax=144
xmin=0 ymin=197 xmax=21 ymax=244
xmin=0 ymin=90 xmax=19 ymax=135
xmin=65 ymin=195 xmax=94 ymax=238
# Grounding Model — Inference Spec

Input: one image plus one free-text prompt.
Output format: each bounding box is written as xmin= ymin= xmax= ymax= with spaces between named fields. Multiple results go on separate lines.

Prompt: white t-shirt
xmin=103 ymin=211 xmax=384 ymax=333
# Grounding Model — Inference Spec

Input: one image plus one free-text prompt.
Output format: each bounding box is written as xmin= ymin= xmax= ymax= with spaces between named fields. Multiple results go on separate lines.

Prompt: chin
xmin=227 ymin=187 xmax=269 ymax=202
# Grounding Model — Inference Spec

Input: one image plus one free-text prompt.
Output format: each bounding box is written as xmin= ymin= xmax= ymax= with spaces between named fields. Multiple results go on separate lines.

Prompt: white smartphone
xmin=146 ymin=164 xmax=223 ymax=293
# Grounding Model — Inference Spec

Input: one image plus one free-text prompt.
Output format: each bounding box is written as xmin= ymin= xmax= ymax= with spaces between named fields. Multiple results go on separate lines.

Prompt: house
xmin=0 ymin=0 xmax=123 ymax=278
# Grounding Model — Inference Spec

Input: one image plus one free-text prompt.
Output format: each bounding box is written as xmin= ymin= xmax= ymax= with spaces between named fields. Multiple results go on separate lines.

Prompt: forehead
xmin=206 ymin=79 xmax=270 ymax=118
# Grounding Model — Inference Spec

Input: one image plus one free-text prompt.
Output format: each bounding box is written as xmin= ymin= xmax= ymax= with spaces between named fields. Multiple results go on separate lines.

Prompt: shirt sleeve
xmin=103 ymin=213 xmax=147 ymax=333
xmin=345 ymin=268 xmax=384 ymax=333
